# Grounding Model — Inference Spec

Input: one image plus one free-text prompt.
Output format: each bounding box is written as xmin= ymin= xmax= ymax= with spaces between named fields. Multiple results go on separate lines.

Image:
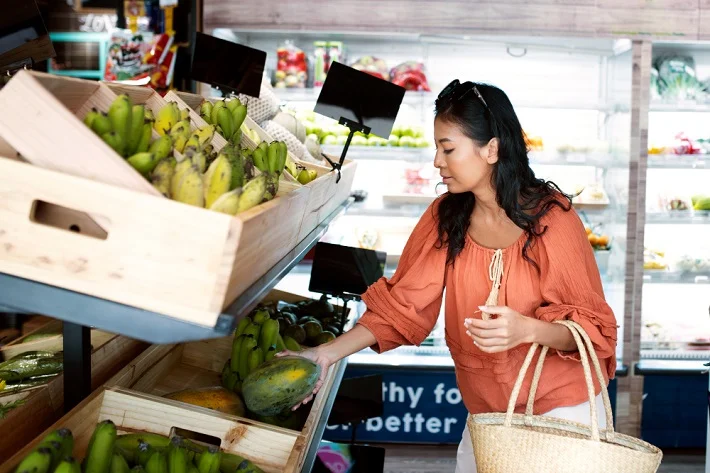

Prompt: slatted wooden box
xmin=0 ymin=72 xmax=354 ymax=329
xmin=100 ymin=290 xmax=349 ymax=473
xmin=0 ymin=329 xmax=147 ymax=461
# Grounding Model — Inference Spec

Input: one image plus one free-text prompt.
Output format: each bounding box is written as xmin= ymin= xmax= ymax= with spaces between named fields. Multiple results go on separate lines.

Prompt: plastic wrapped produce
xmin=389 ymin=61 xmax=431 ymax=91
xmin=350 ymin=56 xmax=389 ymax=80
xmin=655 ymin=55 xmax=703 ymax=101
xmin=274 ymin=40 xmax=307 ymax=88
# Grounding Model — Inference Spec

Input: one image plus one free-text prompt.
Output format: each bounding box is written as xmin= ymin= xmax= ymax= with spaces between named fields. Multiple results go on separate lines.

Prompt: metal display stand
xmin=0 ymin=198 xmax=352 ymax=411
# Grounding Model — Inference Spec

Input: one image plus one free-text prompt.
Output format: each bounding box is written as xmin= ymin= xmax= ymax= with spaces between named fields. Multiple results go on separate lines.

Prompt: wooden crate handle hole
xmin=30 ymin=200 xmax=108 ymax=240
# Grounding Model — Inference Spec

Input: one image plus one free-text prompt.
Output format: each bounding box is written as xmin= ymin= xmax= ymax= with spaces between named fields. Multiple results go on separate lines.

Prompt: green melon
xmin=241 ymin=356 xmax=321 ymax=416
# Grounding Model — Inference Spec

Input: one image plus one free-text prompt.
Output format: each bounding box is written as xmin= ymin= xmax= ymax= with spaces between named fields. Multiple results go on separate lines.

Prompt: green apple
xmin=413 ymin=126 xmax=425 ymax=138
xmin=388 ymin=134 xmax=399 ymax=146
xmin=415 ymin=137 xmax=429 ymax=148
xmin=391 ymin=126 xmax=402 ymax=137
xmin=399 ymin=136 xmax=415 ymax=147
xmin=352 ymin=136 xmax=368 ymax=146
xmin=399 ymin=127 xmax=414 ymax=138
xmin=307 ymin=133 xmax=320 ymax=144
xmin=322 ymin=135 xmax=338 ymax=145
xmin=336 ymin=135 xmax=349 ymax=146
xmin=336 ymin=125 xmax=351 ymax=136
xmin=367 ymin=136 xmax=382 ymax=146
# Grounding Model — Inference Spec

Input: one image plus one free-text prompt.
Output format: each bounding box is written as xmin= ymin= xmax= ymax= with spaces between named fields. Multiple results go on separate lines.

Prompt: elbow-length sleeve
xmin=357 ymin=200 xmax=447 ymax=353
xmin=533 ymin=205 xmax=618 ymax=380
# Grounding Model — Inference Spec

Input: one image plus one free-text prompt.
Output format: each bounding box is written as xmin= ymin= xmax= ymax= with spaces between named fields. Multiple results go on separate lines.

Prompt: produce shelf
xmin=647 ymin=154 xmax=710 ymax=169
xmin=646 ymin=210 xmax=710 ymax=224
xmin=322 ymin=144 xmax=432 ymax=161
xmin=274 ymin=88 xmax=433 ymax=107
xmin=0 ymin=198 xmax=353 ymax=344
xmin=642 ymin=270 xmax=710 ymax=284
xmin=649 ymin=102 xmax=710 ymax=113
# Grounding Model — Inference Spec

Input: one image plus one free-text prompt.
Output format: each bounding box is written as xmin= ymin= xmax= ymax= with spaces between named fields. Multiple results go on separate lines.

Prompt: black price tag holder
xmin=314 ymin=61 xmax=405 ymax=183
xmin=189 ymin=32 xmax=267 ymax=99
xmin=0 ymin=0 xmax=55 ymax=76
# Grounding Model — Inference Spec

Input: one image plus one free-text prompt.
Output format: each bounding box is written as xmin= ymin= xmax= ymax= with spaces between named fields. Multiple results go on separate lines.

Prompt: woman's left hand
xmin=464 ymin=305 xmax=533 ymax=353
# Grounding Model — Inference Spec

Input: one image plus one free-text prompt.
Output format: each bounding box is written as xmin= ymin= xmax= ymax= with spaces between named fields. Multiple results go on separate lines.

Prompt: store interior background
xmin=3 ymin=0 xmax=710 ymax=471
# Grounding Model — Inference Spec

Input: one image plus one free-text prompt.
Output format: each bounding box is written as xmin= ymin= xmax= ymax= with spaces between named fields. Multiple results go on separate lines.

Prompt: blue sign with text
xmin=324 ymin=366 xmax=468 ymax=444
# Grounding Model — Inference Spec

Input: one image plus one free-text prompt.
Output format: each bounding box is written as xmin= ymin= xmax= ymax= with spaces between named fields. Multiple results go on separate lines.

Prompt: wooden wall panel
xmin=700 ymin=9 xmax=710 ymax=39
xmin=204 ymin=0 xmax=709 ymax=40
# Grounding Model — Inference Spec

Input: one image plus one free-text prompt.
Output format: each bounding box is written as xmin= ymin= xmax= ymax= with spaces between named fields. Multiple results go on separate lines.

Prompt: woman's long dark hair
xmin=434 ymin=82 xmax=572 ymax=270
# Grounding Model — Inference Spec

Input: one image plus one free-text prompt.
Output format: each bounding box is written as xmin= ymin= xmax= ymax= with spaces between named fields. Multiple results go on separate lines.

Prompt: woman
xmin=283 ymin=80 xmax=617 ymax=471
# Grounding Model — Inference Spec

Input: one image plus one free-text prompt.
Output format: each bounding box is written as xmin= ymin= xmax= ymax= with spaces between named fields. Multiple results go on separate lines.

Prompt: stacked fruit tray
xmin=0 ymin=71 xmax=356 ymax=329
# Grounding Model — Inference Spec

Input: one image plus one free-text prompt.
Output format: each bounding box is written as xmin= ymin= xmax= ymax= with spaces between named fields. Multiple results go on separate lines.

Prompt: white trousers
xmin=454 ymin=395 xmax=607 ymax=473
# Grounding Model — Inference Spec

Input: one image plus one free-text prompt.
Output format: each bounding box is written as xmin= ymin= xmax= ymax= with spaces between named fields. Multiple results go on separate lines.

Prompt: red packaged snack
xmin=390 ymin=61 xmax=431 ymax=91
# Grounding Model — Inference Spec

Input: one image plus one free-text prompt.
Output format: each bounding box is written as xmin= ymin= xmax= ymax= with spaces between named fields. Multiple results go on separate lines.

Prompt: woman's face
xmin=433 ymin=117 xmax=498 ymax=194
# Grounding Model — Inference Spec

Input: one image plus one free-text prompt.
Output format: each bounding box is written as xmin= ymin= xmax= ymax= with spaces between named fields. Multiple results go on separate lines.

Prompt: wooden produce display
xmin=0 ymin=331 xmax=147 ymax=461
xmin=102 ymin=290 xmax=349 ymax=473
xmin=0 ymin=72 xmax=356 ymax=330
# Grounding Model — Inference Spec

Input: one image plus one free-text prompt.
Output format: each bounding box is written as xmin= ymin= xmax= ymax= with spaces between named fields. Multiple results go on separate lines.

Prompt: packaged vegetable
xmin=389 ymin=61 xmax=431 ymax=91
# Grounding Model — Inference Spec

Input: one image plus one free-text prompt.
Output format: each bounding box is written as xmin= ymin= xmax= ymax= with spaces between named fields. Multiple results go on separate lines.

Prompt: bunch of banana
xmin=199 ymin=98 xmax=247 ymax=145
xmin=240 ymin=124 xmax=261 ymax=145
xmin=13 ymin=427 xmax=264 ymax=473
xmin=222 ymin=310 xmax=281 ymax=394
xmin=284 ymin=157 xmax=318 ymax=185
xmin=84 ymin=95 xmax=159 ymax=175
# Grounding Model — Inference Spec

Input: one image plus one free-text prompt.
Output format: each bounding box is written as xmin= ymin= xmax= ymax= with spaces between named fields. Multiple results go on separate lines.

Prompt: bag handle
xmin=503 ymin=320 xmax=615 ymax=442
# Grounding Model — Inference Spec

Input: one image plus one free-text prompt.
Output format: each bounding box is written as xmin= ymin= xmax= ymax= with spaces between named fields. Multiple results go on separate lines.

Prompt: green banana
xmin=258 ymin=318 xmax=279 ymax=354
xmin=283 ymin=336 xmax=302 ymax=352
xmin=277 ymin=142 xmax=288 ymax=174
xmin=216 ymin=108 xmax=235 ymax=141
xmin=149 ymin=135 xmax=173 ymax=161
xmin=15 ymin=447 xmax=52 ymax=473
xmin=102 ymin=131 xmax=124 ymax=156
xmin=235 ymin=317 xmax=251 ymax=338
xmin=258 ymin=142 xmax=268 ymax=156
xmin=188 ymin=466 xmax=199 ymax=473
xmin=83 ymin=109 xmax=100 ymax=129
xmin=197 ymin=446 xmax=220 ymax=473
xmin=247 ymin=346 xmax=264 ymax=373
xmin=136 ymin=123 xmax=153 ymax=153
xmin=133 ymin=467 xmax=146 ymax=473
xmin=108 ymin=95 xmax=132 ymax=157
xmin=168 ymin=437 xmax=188 ymax=473
xmin=38 ymin=428 xmax=74 ymax=466
xmin=230 ymin=105 xmax=247 ymax=136
xmin=210 ymin=101 xmax=226 ymax=129
xmin=145 ymin=450 xmax=168 ymax=473
xmin=91 ymin=113 xmax=113 ymax=137
xmin=218 ymin=453 xmax=261 ymax=473
xmin=252 ymin=148 xmax=267 ymax=173
xmin=111 ymin=453 xmax=131 ymax=473
xmin=84 ymin=420 xmax=117 ymax=473
xmin=221 ymin=360 xmax=238 ymax=391
xmin=238 ymin=336 xmax=257 ymax=381
xmin=53 ymin=457 xmax=81 ymax=473
xmin=145 ymin=108 xmax=155 ymax=123
xmin=230 ymin=334 xmax=247 ymax=373
xmin=128 ymin=104 xmax=146 ymax=155
xmin=274 ymin=333 xmax=286 ymax=353
xmin=266 ymin=143 xmax=279 ymax=174
xmin=264 ymin=345 xmax=277 ymax=362
xmin=225 ymin=98 xmax=242 ymax=113
xmin=115 ymin=433 xmax=170 ymax=464
xmin=150 ymin=157 xmax=177 ymax=198
xmin=127 ymin=152 xmax=159 ymax=177
xmin=242 ymin=322 xmax=261 ymax=340
xmin=199 ymin=100 xmax=214 ymax=124
xmin=231 ymin=128 xmax=242 ymax=147
xmin=251 ymin=309 xmax=270 ymax=326
xmin=136 ymin=442 xmax=155 ymax=467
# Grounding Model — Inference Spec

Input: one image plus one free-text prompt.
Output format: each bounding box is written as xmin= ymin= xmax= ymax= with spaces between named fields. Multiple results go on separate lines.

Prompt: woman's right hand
xmin=276 ymin=346 xmax=334 ymax=410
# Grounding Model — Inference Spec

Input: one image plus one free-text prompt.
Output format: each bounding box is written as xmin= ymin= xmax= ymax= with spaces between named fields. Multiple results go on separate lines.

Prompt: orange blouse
xmin=358 ymin=198 xmax=618 ymax=415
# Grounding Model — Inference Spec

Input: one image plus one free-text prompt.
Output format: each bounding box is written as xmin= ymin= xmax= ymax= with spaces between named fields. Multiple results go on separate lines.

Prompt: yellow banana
xmin=151 ymin=157 xmax=177 ymax=197
xmin=171 ymin=159 xmax=193 ymax=198
xmin=199 ymin=100 xmax=213 ymax=124
xmin=261 ymin=172 xmax=279 ymax=202
xmin=180 ymin=107 xmax=190 ymax=121
xmin=204 ymin=155 xmax=232 ymax=208
xmin=238 ymin=174 xmax=267 ymax=213
xmin=108 ymin=94 xmax=132 ymax=156
xmin=155 ymin=102 xmax=180 ymax=136
xmin=144 ymin=108 xmax=155 ymax=123
xmin=185 ymin=125 xmax=215 ymax=153
xmin=174 ymin=164 xmax=205 ymax=207
xmin=173 ymin=134 xmax=188 ymax=153
xmin=190 ymin=151 xmax=207 ymax=173
xmin=169 ymin=120 xmax=191 ymax=139
xmin=209 ymin=188 xmax=241 ymax=215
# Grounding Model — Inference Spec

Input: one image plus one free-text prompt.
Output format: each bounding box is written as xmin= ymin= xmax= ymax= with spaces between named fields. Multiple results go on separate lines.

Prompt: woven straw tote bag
xmin=467 ymin=319 xmax=663 ymax=473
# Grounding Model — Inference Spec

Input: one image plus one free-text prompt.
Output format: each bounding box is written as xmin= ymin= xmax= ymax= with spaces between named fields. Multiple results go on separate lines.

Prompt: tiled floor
xmin=378 ymin=445 xmax=705 ymax=472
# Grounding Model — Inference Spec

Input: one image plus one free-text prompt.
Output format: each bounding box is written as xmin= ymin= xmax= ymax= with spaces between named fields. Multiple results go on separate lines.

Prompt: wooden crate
xmin=101 ymin=290 xmax=348 ymax=473
xmin=0 ymin=71 xmax=159 ymax=196
xmin=0 ymin=333 xmax=147 ymax=461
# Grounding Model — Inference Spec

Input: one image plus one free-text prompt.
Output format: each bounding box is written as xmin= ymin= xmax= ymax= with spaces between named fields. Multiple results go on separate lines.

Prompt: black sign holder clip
xmin=322 ymin=117 xmax=370 ymax=184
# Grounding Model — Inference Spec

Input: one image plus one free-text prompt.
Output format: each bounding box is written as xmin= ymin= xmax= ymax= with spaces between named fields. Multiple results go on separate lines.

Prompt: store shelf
xmin=0 ymin=199 xmax=353 ymax=344
xmin=643 ymin=270 xmax=710 ymax=284
xmin=649 ymin=102 xmax=710 ymax=113
xmin=323 ymin=145 xmax=432 ymax=161
xmin=274 ymin=88 xmax=433 ymax=106
xmin=635 ymin=359 xmax=708 ymax=375
xmin=647 ymin=154 xmax=710 ymax=169
xmin=646 ymin=210 xmax=710 ymax=224
xmin=641 ymin=349 xmax=710 ymax=361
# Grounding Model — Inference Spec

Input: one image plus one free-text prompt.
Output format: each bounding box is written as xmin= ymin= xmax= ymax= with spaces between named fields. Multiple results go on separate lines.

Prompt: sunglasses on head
xmin=438 ymin=79 xmax=492 ymax=114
